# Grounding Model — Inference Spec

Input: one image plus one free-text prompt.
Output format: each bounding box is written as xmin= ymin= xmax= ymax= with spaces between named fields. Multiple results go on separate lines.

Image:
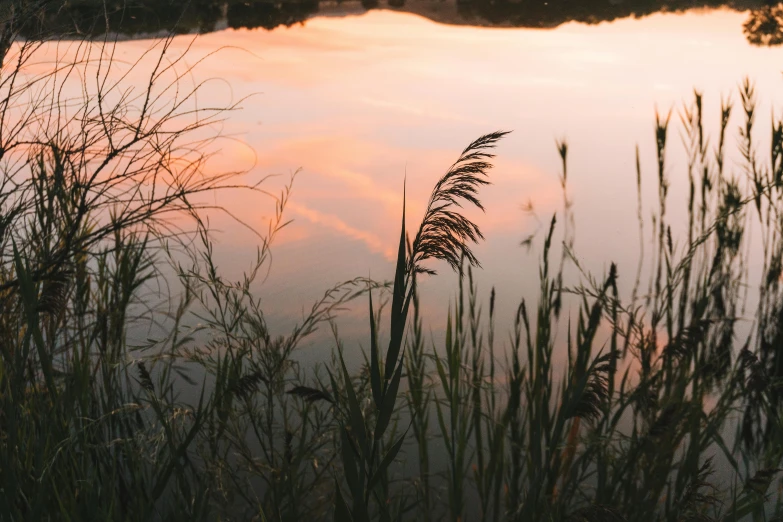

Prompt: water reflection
xmin=17 ymin=7 xmax=783 ymax=364
xmin=98 ymin=8 xmax=780 ymax=358
xmin=744 ymin=4 xmax=783 ymax=45
xmin=19 ymin=0 xmax=783 ymax=47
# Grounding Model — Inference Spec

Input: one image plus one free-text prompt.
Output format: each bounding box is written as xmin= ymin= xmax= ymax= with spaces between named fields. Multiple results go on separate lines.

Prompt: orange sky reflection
xmin=20 ymin=9 xmax=783 ymax=359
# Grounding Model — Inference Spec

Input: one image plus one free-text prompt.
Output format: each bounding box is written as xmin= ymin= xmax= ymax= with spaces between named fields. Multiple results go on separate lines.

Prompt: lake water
xmin=197 ymin=6 xmax=783 ymax=361
xmin=25 ymin=2 xmax=783 ymax=365
xmin=9 ymin=3 xmax=783 ymax=516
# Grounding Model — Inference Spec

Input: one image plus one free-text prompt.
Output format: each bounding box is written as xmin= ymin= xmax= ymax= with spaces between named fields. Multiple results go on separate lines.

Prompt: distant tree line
xmin=5 ymin=0 xmax=783 ymax=45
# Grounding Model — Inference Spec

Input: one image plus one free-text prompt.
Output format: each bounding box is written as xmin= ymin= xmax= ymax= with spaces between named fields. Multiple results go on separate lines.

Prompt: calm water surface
xmin=41 ymin=8 xmax=783 ymax=363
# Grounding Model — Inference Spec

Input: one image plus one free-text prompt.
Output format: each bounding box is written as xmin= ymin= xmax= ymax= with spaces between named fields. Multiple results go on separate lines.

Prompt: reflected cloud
xmin=358 ymin=96 xmax=481 ymax=124
xmin=252 ymin=135 xmax=407 ymax=210
xmin=286 ymin=201 xmax=395 ymax=259
xmin=32 ymin=8 xmax=783 ymax=340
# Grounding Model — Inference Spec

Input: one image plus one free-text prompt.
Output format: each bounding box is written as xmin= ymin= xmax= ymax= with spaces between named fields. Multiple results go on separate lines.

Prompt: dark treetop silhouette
xmin=9 ymin=0 xmax=783 ymax=46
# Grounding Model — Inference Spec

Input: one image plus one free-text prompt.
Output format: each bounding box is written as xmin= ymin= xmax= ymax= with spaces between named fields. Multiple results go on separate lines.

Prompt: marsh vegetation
xmin=4 ymin=3 xmax=783 ymax=522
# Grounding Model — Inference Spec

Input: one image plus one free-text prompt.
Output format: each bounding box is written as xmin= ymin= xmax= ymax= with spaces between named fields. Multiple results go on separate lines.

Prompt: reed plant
xmin=317 ymin=83 xmax=783 ymax=522
xmin=0 ymin=27 xmax=244 ymax=522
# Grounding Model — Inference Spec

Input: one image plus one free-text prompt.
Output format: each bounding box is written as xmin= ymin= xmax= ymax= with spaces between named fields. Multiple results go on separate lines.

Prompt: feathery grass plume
xmin=37 ymin=268 xmax=71 ymax=316
xmin=565 ymin=265 xmax=619 ymax=424
xmin=137 ymin=361 xmax=154 ymax=393
xmin=409 ymin=131 xmax=510 ymax=275
xmin=739 ymin=77 xmax=762 ymax=213
xmin=647 ymin=402 xmax=684 ymax=440
xmin=739 ymin=347 xmax=769 ymax=393
xmin=230 ymin=370 xmax=268 ymax=400
xmin=675 ymin=457 xmax=721 ymax=516
xmin=564 ymin=505 xmax=628 ymax=522
xmin=745 ymin=468 xmax=782 ymax=496
xmin=567 ymin=353 xmax=614 ymax=425
xmin=660 ymin=319 xmax=712 ymax=362
xmin=287 ymin=385 xmax=335 ymax=405
xmin=333 ymin=131 xmax=508 ymax=522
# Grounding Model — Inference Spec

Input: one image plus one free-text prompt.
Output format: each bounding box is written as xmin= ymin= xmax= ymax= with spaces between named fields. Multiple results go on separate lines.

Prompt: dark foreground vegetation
xmin=4 ymin=6 xmax=783 ymax=522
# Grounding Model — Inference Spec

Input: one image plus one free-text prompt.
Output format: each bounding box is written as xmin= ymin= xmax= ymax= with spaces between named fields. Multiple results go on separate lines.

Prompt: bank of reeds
xmin=4 ymin=12 xmax=783 ymax=522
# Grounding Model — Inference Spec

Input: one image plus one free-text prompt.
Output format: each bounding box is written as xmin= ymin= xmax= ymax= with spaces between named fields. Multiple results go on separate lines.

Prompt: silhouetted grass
xmin=5 ymin=6 xmax=783 ymax=521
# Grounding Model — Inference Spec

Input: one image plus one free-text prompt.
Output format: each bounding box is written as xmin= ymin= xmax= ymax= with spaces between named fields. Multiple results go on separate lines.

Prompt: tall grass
xmin=4 ymin=6 xmax=783 ymax=521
